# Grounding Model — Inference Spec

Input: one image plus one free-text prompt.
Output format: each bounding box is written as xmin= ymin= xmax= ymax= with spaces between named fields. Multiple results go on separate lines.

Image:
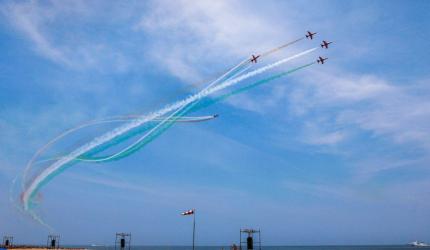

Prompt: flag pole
xmin=192 ymin=209 xmax=196 ymax=250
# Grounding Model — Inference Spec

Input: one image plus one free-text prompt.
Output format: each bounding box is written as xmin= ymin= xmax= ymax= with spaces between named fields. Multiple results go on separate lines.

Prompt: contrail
xmin=193 ymin=62 xmax=316 ymax=110
xmin=76 ymin=47 xmax=317 ymax=163
xmin=189 ymin=36 xmax=306 ymax=89
xmin=80 ymin=61 xmax=318 ymax=163
xmin=22 ymin=57 xmax=248 ymax=194
xmin=73 ymin=57 xmax=250 ymax=162
xmin=21 ymin=47 xmax=317 ymax=211
xmin=18 ymin=62 xmax=315 ymax=229
xmin=203 ymin=48 xmax=317 ymax=94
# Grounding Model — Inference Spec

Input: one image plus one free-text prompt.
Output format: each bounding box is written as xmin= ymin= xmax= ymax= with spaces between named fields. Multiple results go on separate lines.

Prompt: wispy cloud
xmin=302 ymin=122 xmax=347 ymax=146
xmin=1 ymin=1 xmax=131 ymax=72
xmin=295 ymin=69 xmax=430 ymax=149
xmin=134 ymin=0 xmax=293 ymax=83
xmin=2 ymin=1 xmax=71 ymax=65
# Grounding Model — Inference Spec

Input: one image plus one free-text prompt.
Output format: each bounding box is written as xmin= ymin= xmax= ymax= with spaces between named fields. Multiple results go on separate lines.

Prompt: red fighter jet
xmin=306 ymin=31 xmax=317 ymax=39
xmin=250 ymin=54 xmax=260 ymax=63
xmin=317 ymin=56 xmax=328 ymax=64
xmin=320 ymin=40 xmax=332 ymax=49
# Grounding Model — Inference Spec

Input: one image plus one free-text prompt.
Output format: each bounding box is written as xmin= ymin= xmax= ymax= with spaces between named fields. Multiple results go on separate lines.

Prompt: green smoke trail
xmin=80 ymin=101 xmax=197 ymax=161
xmin=26 ymin=62 xmax=315 ymax=210
xmin=26 ymin=63 xmax=252 ymax=175
xmin=76 ymin=62 xmax=315 ymax=162
xmin=192 ymin=62 xmax=315 ymax=110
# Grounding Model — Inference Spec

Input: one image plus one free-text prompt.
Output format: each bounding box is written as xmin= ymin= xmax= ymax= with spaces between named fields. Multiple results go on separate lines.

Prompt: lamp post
xmin=181 ymin=209 xmax=196 ymax=250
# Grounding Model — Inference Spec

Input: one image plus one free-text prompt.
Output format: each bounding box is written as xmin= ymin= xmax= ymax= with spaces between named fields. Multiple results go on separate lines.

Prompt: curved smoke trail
xmin=33 ymin=62 xmax=315 ymax=168
xmin=78 ymin=61 xmax=317 ymax=163
xmin=21 ymin=47 xmax=318 ymax=215
xmin=21 ymin=58 xmax=248 ymax=196
xmin=30 ymin=115 xmax=219 ymax=166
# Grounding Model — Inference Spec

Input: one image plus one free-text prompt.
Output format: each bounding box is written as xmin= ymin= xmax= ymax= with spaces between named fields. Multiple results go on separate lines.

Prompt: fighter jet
xmin=320 ymin=40 xmax=332 ymax=49
xmin=317 ymin=56 xmax=328 ymax=64
xmin=306 ymin=31 xmax=316 ymax=40
xmin=250 ymin=54 xmax=260 ymax=63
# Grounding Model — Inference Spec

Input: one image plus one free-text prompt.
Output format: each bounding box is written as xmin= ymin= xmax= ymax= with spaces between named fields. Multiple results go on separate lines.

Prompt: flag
xmin=181 ymin=209 xmax=195 ymax=215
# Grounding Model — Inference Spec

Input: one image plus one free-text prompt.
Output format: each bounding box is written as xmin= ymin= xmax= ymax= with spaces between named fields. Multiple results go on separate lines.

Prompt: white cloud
xmin=288 ymin=70 xmax=395 ymax=115
xmin=280 ymin=65 xmax=430 ymax=153
xmin=135 ymin=0 xmax=293 ymax=83
xmin=305 ymin=129 xmax=346 ymax=146
xmin=2 ymin=1 xmax=71 ymax=65
xmin=2 ymin=1 xmax=130 ymax=72
xmin=336 ymin=91 xmax=430 ymax=148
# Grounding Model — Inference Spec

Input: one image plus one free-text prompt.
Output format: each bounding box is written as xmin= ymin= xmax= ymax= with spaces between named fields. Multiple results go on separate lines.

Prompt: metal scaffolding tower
xmin=47 ymin=235 xmax=60 ymax=249
xmin=2 ymin=236 xmax=13 ymax=247
xmin=240 ymin=229 xmax=261 ymax=250
xmin=115 ymin=233 xmax=131 ymax=250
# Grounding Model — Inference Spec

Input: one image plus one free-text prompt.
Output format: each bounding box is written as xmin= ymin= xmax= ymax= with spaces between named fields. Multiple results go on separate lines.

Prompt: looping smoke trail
xmin=21 ymin=58 xmax=248 ymax=201
xmin=80 ymin=61 xmax=317 ymax=163
xmin=21 ymin=58 xmax=248 ymax=210
xmin=21 ymin=35 xmax=307 ymax=190
xmin=75 ymin=57 xmax=252 ymax=163
xmin=21 ymin=47 xmax=318 ymax=217
xmin=29 ymin=115 xmax=218 ymax=166
xmin=21 ymin=58 xmax=249 ymax=192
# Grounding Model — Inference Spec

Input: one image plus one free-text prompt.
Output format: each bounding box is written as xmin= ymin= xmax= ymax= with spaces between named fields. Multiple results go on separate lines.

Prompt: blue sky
xmin=1 ymin=0 xmax=430 ymax=246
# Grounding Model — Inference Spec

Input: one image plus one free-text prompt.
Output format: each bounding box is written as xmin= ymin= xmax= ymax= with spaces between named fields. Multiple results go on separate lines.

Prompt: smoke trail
xmin=259 ymin=37 xmax=305 ymax=58
xmin=95 ymin=37 xmax=305 ymax=161
xmin=226 ymin=64 xmax=253 ymax=81
xmin=201 ymin=48 xmax=317 ymax=94
xmin=79 ymin=62 xmax=317 ymax=163
xmin=30 ymin=115 xmax=218 ymax=166
xmin=189 ymin=36 xmax=305 ymax=89
xmin=22 ymin=58 xmax=247 ymax=198
xmin=194 ymin=62 xmax=316 ymax=109
xmin=21 ymin=47 xmax=317 ymax=211
xmin=22 ymin=34 xmax=307 ymax=189
xmin=87 ymin=100 xmax=200 ymax=162
xmin=43 ymin=62 xmax=316 ymax=164
xmin=84 ymin=46 xmax=307 ymax=163
xmin=76 ymin=56 xmax=251 ymax=163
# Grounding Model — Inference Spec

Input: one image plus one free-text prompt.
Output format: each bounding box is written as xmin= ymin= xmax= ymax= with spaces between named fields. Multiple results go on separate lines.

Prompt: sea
xmin=74 ymin=246 xmax=429 ymax=250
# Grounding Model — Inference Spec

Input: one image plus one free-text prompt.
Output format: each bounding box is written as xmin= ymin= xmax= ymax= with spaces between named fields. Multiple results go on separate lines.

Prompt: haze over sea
xmin=73 ymin=246 xmax=427 ymax=250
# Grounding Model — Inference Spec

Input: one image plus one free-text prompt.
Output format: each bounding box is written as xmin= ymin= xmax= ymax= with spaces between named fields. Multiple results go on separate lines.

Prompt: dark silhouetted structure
xmin=115 ymin=233 xmax=131 ymax=250
xmin=2 ymin=236 xmax=13 ymax=247
xmin=47 ymin=235 xmax=60 ymax=249
xmin=240 ymin=229 xmax=261 ymax=250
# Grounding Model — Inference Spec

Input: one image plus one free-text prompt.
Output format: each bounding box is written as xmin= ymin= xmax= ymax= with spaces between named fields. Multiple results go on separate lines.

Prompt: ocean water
xmin=81 ymin=246 xmax=428 ymax=250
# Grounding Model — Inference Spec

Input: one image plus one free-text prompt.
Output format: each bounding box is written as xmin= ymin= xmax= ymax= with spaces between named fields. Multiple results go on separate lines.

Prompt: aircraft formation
xmin=249 ymin=30 xmax=331 ymax=65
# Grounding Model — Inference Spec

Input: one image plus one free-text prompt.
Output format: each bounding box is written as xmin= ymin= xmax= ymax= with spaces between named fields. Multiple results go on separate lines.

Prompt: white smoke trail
xmin=58 ymin=48 xmax=310 ymax=164
xmin=22 ymin=47 xmax=317 ymax=210
xmin=21 ymin=59 xmax=247 ymax=197
xmin=68 ymin=58 xmax=250 ymax=163
xmin=226 ymin=64 xmax=253 ymax=81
